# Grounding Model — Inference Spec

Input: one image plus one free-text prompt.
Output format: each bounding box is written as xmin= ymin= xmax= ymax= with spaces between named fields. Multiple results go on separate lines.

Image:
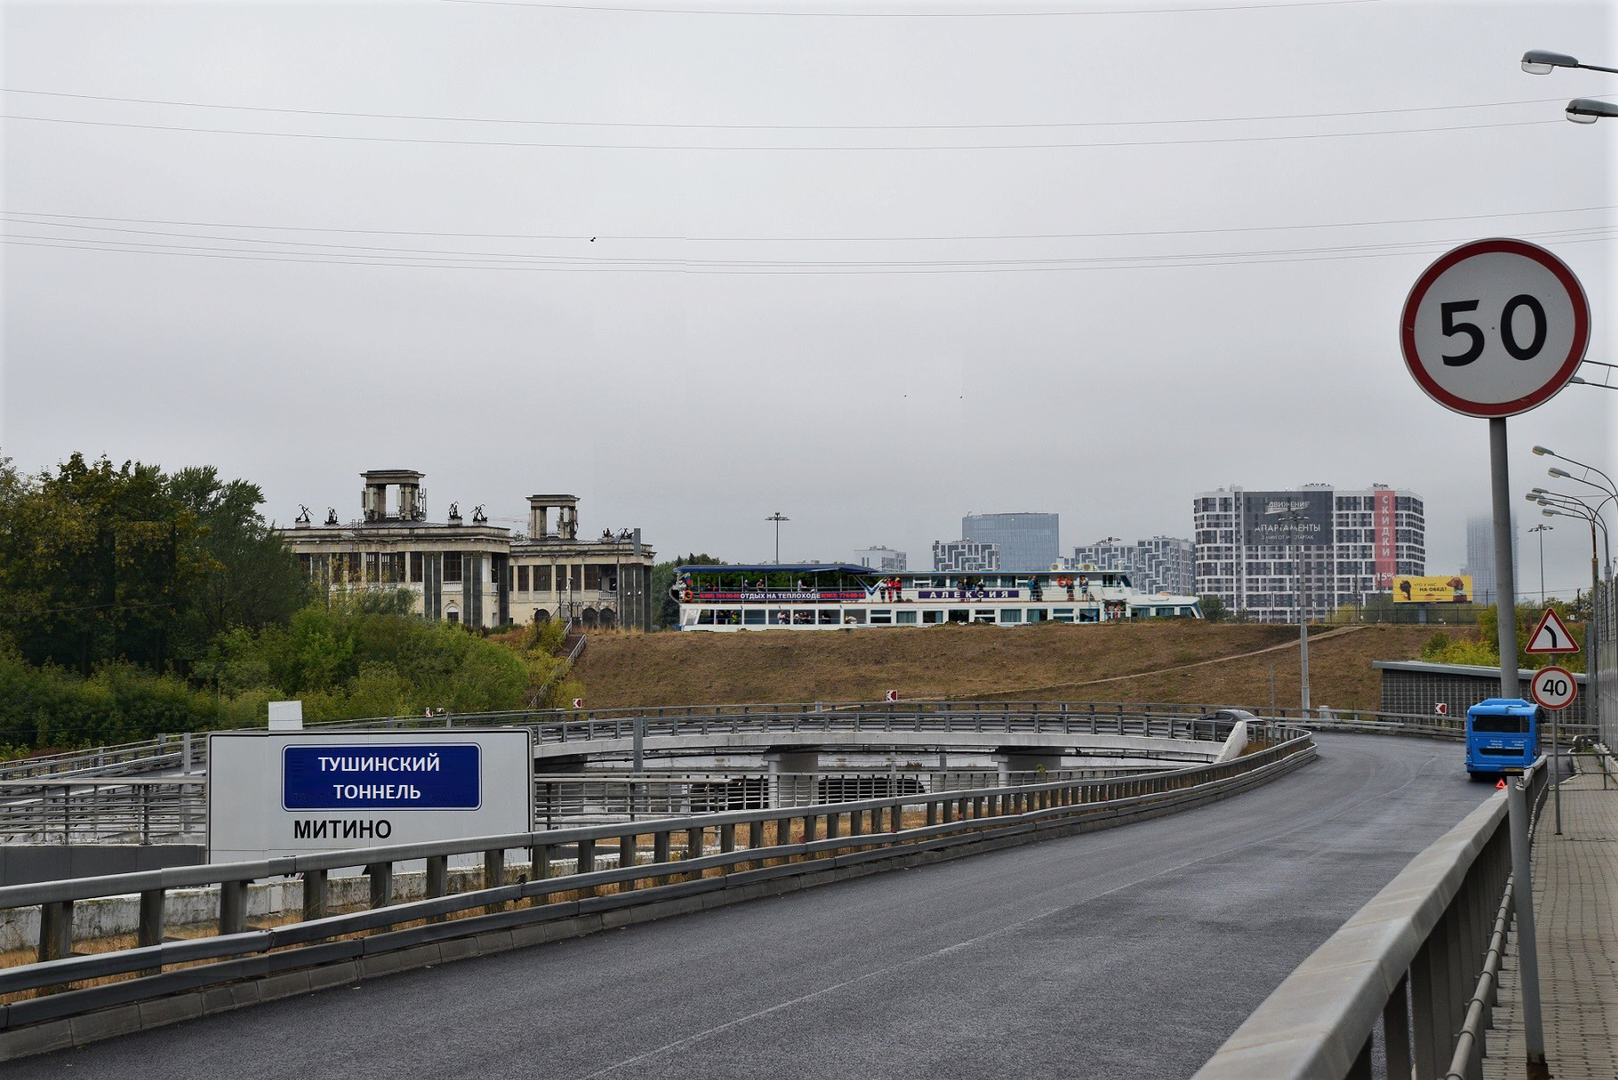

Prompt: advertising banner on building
xmin=1393 ymin=575 xmax=1472 ymax=603
xmin=1374 ymin=489 xmax=1398 ymax=590
xmin=208 ymin=729 xmax=533 ymax=861
xmin=1242 ymin=490 xmax=1334 ymax=546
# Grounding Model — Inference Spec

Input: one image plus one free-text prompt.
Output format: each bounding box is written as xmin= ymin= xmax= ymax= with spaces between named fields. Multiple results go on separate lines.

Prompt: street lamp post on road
xmin=1530 ymin=523 xmax=1553 ymax=600
xmin=765 ymin=512 xmax=789 ymax=565
xmin=1523 ymin=50 xmax=1618 ymax=122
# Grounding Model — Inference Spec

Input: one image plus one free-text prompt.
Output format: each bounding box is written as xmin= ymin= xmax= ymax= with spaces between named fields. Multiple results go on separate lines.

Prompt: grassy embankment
xmin=573 ymin=622 xmax=1439 ymax=712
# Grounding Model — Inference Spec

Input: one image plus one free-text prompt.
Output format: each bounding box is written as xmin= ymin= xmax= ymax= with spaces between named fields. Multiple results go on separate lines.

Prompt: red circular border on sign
xmin=1400 ymin=238 xmax=1590 ymax=418
xmin=1530 ymin=665 xmax=1577 ymax=710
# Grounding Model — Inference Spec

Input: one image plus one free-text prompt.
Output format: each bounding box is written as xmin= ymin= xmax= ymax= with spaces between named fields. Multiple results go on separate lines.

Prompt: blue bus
xmin=1465 ymin=698 xmax=1541 ymax=779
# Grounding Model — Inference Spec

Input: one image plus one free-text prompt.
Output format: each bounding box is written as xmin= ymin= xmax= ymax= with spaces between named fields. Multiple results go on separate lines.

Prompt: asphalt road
xmin=17 ymin=734 xmax=1493 ymax=1080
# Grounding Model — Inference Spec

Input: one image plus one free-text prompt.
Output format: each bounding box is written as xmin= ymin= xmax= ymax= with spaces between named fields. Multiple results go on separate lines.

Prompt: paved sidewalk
xmin=1484 ymin=760 xmax=1618 ymax=1080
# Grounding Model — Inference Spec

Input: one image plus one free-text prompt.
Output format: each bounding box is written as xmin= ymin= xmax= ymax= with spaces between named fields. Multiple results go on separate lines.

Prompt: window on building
xmin=532 ymin=566 xmax=552 ymax=592
xmin=585 ymin=565 xmax=601 ymax=590
xmin=896 ymin=610 xmax=918 ymax=624
xmin=517 ymin=565 xmax=530 ymax=592
xmin=443 ymin=552 xmax=462 ymax=583
xmin=409 ymin=552 xmax=424 ymax=583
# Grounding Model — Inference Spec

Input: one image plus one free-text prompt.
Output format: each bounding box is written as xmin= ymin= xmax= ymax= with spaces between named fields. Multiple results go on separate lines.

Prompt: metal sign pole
xmin=1492 ymin=416 xmax=1548 ymax=1075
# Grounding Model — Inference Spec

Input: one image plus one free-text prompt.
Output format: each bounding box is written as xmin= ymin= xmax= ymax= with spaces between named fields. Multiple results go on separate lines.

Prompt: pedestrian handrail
xmin=1193 ymin=757 xmax=1549 ymax=1080
xmin=0 ymin=726 xmax=1313 ymax=1024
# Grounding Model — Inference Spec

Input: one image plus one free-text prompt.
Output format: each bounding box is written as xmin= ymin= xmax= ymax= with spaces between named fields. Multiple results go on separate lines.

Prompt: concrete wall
xmin=0 ymin=846 xmax=205 ymax=889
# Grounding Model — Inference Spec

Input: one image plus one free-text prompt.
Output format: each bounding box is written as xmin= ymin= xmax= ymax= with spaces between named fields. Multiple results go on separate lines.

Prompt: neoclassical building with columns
xmin=280 ymin=469 xmax=656 ymax=631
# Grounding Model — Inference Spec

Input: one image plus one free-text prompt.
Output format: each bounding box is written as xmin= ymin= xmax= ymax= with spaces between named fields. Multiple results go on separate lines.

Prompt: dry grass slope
xmin=573 ymin=622 xmax=1439 ymax=711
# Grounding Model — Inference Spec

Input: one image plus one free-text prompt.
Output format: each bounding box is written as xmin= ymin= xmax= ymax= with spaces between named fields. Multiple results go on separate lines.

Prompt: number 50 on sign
xmin=1401 ymin=239 xmax=1589 ymax=418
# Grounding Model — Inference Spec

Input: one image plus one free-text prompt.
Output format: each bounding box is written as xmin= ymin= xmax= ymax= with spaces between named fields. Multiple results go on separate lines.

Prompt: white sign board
xmin=267 ymin=700 xmax=304 ymax=731
xmin=1401 ymin=238 xmax=1589 ymax=417
xmin=207 ymin=729 xmax=533 ymax=862
xmin=1530 ymin=666 xmax=1578 ymax=711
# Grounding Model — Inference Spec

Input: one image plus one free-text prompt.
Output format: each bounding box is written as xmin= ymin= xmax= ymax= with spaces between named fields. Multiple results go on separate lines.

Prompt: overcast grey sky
xmin=2 ymin=0 xmax=1613 ymax=597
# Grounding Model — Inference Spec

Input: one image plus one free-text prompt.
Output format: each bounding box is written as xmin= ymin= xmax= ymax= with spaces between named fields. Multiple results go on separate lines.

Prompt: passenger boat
xmin=671 ymin=563 xmax=1201 ymax=631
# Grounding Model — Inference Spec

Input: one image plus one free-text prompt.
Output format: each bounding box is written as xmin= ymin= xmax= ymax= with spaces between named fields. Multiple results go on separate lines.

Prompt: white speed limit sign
xmin=1530 ymin=665 xmax=1578 ymax=711
xmin=1401 ymin=239 xmax=1589 ymax=417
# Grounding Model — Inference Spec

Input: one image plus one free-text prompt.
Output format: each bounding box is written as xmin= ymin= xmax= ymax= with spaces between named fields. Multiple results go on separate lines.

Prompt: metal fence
xmin=1193 ymin=756 xmax=1550 ymax=1080
xmin=528 ymin=764 xmax=1153 ymax=827
xmin=0 ymin=700 xmax=1438 ymax=781
xmin=0 ymin=726 xmax=1314 ymax=1039
xmin=0 ymin=780 xmax=207 ymax=845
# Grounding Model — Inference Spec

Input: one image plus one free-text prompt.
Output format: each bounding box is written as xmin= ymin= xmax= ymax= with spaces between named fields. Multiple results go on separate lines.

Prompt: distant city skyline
xmin=3 ymin=2 xmax=1608 ymax=602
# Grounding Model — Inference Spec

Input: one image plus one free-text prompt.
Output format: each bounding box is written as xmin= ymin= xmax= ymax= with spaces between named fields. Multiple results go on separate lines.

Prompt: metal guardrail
xmin=0 ymin=700 xmax=1444 ymax=780
xmin=1193 ymin=756 xmax=1550 ymax=1080
xmin=0 ymin=736 xmax=202 ymax=783
xmin=529 ymin=765 xmax=1154 ymax=826
xmin=0 ymin=726 xmax=1313 ymax=1033
xmin=0 ymin=712 xmax=1229 ymax=848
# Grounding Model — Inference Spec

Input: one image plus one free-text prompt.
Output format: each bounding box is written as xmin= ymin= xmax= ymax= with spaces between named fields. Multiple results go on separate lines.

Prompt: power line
xmin=436 ymin=0 xmax=1384 ymax=17
xmin=2 ymin=86 xmax=1588 ymax=130
xmin=7 ymin=227 xmax=1610 ymax=275
xmin=0 ymin=112 xmax=1565 ymax=150
xmin=4 ymin=219 xmax=1614 ymax=266
xmin=5 ymin=205 xmax=1612 ymax=244
xmin=7 ymin=216 xmax=1612 ymax=263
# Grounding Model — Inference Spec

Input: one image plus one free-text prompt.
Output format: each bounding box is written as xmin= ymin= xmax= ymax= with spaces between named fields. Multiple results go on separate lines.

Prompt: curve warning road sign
xmin=1401 ymin=238 xmax=1589 ymax=418
xmin=1526 ymin=608 xmax=1580 ymax=655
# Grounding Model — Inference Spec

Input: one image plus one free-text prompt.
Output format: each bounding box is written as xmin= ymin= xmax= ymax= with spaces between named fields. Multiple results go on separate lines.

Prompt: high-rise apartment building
xmin=1070 ymin=536 xmax=1195 ymax=596
xmin=1192 ymin=484 xmax=1425 ymax=622
xmin=961 ymin=512 xmax=1059 ymax=572
xmin=1465 ymin=514 xmax=1519 ymax=605
xmin=932 ymin=539 xmax=1000 ymax=573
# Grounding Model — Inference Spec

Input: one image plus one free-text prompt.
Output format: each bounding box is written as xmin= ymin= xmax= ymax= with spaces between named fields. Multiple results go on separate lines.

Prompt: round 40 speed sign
xmin=1530 ymin=665 xmax=1578 ymax=711
xmin=1401 ymin=239 xmax=1590 ymax=417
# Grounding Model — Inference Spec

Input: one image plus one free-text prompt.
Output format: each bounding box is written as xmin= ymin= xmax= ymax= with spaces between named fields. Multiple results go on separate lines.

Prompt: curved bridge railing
xmin=1193 ymin=757 xmax=1551 ymax=1080
xmin=1 ymin=700 xmax=1450 ymax=781
xmin=0 ymin=727 xmax=1314 ymax=1056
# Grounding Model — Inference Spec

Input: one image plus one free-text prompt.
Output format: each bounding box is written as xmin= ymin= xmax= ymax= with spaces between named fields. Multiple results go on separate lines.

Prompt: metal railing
xmin=0 ymin=700 xmax=1441 ymax=780
xmin=0 ymin=735 xmax=203 ymax=782
xmin=1193 ymin=757 xmax=1550 ymax=1080
xmin=0 ymin=727 xmax=1313 ymax=1032
xmin=0 ymin=710 xmax=1248 ymax=843
xmin=528 ymin=764 xmax=1154 ymax=826
xmin=0 ymin=779 xmax=207 ymax=845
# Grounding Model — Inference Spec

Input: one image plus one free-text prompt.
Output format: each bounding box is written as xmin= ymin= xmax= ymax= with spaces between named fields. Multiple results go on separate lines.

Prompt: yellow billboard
xmin=1393 ymin=575 xmax=1472 ymax=603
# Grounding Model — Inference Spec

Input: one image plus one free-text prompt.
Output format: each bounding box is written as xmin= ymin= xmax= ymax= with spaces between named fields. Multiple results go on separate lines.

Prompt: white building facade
xmin=1193 ymin=484 xmax=1425 ymax=622
xmin=280 ymin=470 xmax=656 ymax=631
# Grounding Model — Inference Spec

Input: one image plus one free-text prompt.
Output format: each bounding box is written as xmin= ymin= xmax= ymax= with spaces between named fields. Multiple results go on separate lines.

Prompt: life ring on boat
xmin=683 ymin=589 xmax=693 ymax=602
xmin=1057 ymin=577 xmax=1070 ymax=588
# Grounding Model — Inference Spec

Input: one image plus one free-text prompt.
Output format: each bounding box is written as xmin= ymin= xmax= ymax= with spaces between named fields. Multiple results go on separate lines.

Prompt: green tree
xmin=653 ymin=552 xmax=726 ymax=629
xmin=0 ymin=454 xmax=204 ymax=675
xmin=167 ymin=466 xmax=309 ymax=667
xmin=1198 ymin=594 xmax=1229 ymax=623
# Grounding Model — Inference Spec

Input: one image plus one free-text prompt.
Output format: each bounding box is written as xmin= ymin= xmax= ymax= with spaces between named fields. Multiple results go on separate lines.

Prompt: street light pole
xmin=1530 ymin=523 xmax=1553 ymax=601
xmin=1523 ymin=50 xmax=1618 ymax=122
xmin=766 ymin=512 xmax=789 ymax=564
